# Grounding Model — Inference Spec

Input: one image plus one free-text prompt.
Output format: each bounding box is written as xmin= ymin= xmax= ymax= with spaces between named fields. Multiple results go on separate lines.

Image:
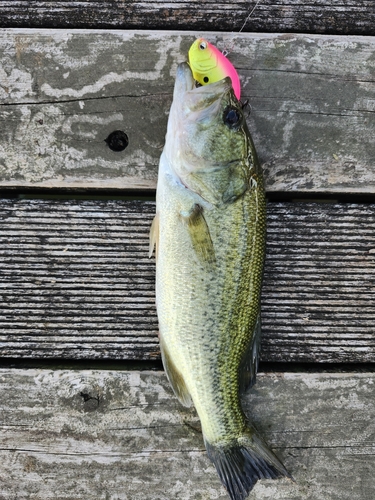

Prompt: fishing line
xmin=222 ymin=0 xmax=263 ymax=57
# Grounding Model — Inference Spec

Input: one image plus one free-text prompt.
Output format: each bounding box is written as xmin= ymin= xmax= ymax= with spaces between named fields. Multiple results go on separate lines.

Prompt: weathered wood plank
xmin=1 ymin=198 xmax=375 ymax=363
xmin=0 ymin=1 xmax=374 ymax=36
xmin=1 ymin=30 xmax=375 ymax=194
xmin=1 ymin=369 xmax=374 ymax=499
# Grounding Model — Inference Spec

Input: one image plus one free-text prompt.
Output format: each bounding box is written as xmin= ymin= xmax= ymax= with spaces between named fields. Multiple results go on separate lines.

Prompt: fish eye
xmin=199 ymin=41 xmax=207 ymax=50
xmin=223 ymin=106 xmax=242 ymax=129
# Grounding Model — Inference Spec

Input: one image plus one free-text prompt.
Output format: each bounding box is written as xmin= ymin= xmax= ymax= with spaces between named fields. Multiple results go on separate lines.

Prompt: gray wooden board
xmin=0 ymin=368 xmax=374 ymax=500
xmin=1 ymin=198 xmax=375 ymax=363
xmin=1 ymin=29 xmax=375 ymax=194
xmin=1 ymin=1 xmax=374 ymax=36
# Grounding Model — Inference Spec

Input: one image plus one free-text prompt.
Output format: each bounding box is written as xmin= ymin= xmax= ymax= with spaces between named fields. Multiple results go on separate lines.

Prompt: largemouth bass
xmin=150 ymin=62 xmax=291 ymax=499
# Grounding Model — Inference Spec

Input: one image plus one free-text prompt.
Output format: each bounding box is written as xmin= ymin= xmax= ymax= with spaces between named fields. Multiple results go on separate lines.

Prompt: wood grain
xmin=1 ymin=1 xmax=374 ymax=35
xmin=1 ymin=198 xmax=375 ymax=363
xmin=1 ymin=368 xmax=375 ymax=499
xmin=1 ymin=30 xmax=375 ymax=194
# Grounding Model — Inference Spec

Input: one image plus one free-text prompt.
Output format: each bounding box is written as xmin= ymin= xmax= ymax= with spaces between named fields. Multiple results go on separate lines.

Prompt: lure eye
xmin=199 ymin=41 xmax=207 ymax=50
xmin=203 ymin=76 xmax=209 ymax=83
xmin=223 ymin=107 xmax=242 ymax=129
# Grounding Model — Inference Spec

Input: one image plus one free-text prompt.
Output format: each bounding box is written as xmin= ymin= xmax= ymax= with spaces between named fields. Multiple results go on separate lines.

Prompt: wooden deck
xmin=2 ymin=369 xmax=375 ymax=499
xmin=1 ymin=3 xmax=375 ymax=499
xmin=1 ymin=1 xmax=374 ymax=35
xmin=2 ymin=199 xmax=375 ymax=363
xmin=1 ymin=30 xmax=375 ymax=194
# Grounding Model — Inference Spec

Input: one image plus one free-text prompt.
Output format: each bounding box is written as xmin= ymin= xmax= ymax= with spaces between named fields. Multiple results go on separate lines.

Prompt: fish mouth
xmin=176 ymin=63 xmax=232 ymax=112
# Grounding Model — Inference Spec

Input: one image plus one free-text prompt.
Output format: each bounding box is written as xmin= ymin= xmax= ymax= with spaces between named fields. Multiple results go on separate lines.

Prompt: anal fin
xmin=159 ymin=335 xmax=192 ymax=407
xmin=180 ymin=204 xmax=215 ymax=267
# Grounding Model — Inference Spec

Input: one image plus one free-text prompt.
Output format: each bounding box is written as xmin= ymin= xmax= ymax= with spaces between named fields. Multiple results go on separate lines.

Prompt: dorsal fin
xmin=239 ymin=314 xmax=261 ymax=393
xmin=149 ymin=213 xmax=160 ymax=260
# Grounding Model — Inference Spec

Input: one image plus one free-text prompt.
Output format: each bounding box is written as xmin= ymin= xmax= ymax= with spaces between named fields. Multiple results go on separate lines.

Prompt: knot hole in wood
xmin=105 ymin=130 xmax=129 ymax=152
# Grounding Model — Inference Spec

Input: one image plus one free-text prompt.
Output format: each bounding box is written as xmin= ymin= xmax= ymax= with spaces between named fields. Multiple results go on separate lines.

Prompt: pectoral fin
xmin=239 ymin=314 xmax=261 ymax=393
xmin=149 ymin=213 xmax=159 ymax=260
xmin=180 ymin=204 xmax=215 ymax=266
xmin=159 ymin=335 xmax=192 ymax=407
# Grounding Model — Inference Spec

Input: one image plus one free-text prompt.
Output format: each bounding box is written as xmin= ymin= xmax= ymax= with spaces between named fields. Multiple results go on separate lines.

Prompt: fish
xmin=188 ymin=38 xmax=241 ymax=100
xmin=149 ymin=62 xmax=292 ymax=500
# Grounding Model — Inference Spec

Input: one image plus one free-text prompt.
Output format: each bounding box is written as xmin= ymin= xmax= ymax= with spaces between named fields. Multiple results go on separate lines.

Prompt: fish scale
xmin=150 ymin=62 xmax=291 ymax=500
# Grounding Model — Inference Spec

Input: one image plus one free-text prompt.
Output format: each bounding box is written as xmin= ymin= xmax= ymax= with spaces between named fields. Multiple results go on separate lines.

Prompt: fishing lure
xmin=187 ymin=1 xmax=263 ymax=101
xmin=188 ymin=38 xmax=241 ymax=100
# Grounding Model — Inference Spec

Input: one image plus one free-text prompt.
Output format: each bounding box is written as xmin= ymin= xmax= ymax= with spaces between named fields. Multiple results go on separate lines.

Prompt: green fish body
xmin=150 ymin=63 xmax=291 ymax=499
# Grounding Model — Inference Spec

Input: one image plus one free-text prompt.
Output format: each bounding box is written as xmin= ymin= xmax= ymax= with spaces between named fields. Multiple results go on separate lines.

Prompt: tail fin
xmin=205 ymin=432 xmax=293 ymax=500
